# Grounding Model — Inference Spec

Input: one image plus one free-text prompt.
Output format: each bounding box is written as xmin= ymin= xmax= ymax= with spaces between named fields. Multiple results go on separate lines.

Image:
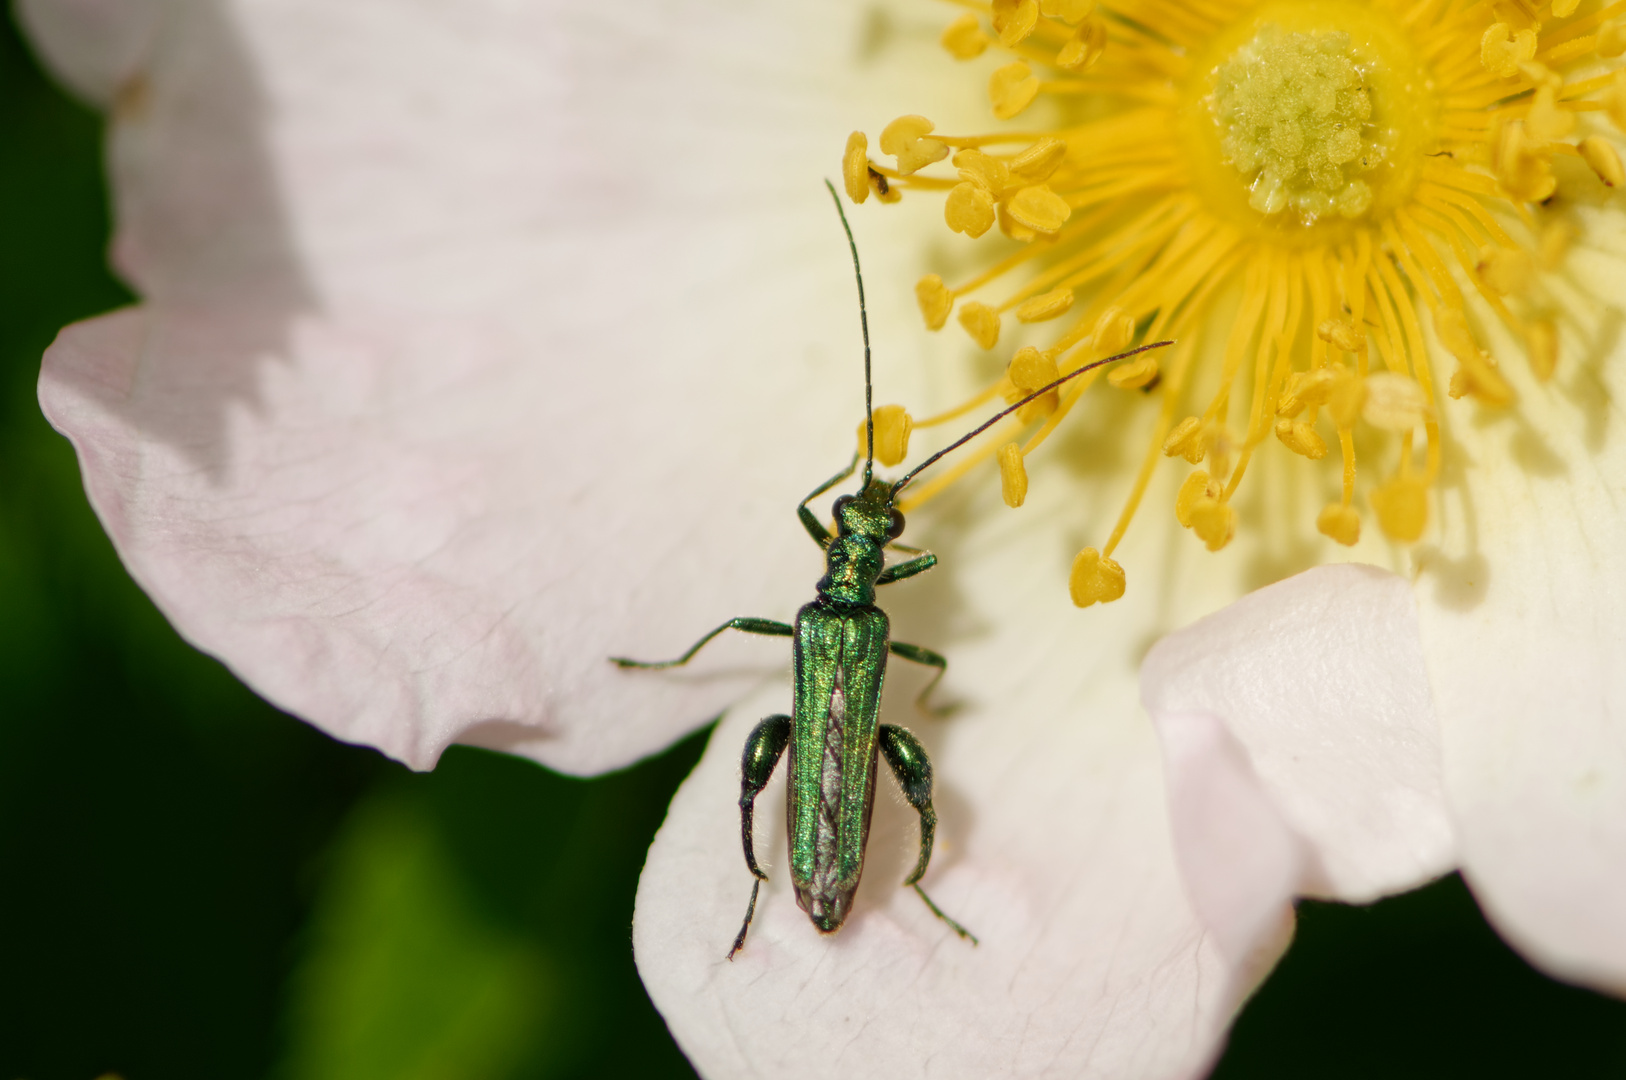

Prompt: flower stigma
xmin=843 ymin=0 xmax=1626 ymax=605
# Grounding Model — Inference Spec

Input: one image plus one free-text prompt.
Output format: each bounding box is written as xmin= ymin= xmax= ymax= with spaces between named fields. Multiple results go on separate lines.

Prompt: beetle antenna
xmin=825 ymin=179 xmax=875 ymax=488
xmin=891 ymin=340 xmax=1175 ymax=497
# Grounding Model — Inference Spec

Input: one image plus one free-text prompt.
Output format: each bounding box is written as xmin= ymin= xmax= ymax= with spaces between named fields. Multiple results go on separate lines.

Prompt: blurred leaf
xmin=279 ymin=797 xmax=552 ymax=1080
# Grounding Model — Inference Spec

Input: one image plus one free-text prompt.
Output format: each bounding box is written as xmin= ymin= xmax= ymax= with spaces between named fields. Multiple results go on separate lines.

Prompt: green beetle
xmin=615 ymin=182 xmax=1170 ymax=957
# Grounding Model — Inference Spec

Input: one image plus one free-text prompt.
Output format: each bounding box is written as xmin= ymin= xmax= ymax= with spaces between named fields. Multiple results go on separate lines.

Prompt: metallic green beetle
xmin=614 ymin=182 xmax=1171 ymax=957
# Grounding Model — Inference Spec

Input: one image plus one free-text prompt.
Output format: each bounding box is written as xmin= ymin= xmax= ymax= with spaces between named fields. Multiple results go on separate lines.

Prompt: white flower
xmin=819 ymin=0 xmax=1626 ymax=1004
xmin=14 ymin=0 xmax=1332 ymax=1076
xmin=1143 ymin=359 xmax=1626 ymax=995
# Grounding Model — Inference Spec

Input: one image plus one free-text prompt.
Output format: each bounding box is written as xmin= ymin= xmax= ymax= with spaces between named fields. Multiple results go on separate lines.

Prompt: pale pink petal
xmin=29 ymin=0 xmax=984 ymax=771
xmin=1417 ymin=234 xmax=1626 ymax=993
xmin=636 ymin=481 xmax=1305 ymax=1079
xmin=1152 ymin=711 xmax=1301 ymax=968
xmin=1142 ymin=564 xmax=1454 ymax=952
xmin=15 ymin=0 xmax=158 ymax=105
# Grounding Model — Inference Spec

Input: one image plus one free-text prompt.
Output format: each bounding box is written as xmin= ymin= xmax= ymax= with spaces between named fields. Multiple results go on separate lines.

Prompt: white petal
xmin=15 ymin=0 xmax=158 ymax=105
xmin=1142 ymin=564 xmax=1454 ymax=953
xmin=1417 ymin=223 xmax=1626 ymax=993
xmin=636 ymin=476 xmax=1300 ymax=1079
xmin=1151 ymin=710 xmax=1302 ymax=967
xmin=30 ymin=0 xmax=985 ymax=771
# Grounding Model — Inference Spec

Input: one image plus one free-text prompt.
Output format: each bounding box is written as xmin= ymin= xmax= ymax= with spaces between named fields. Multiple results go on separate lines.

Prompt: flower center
xmin=1180 ymin=0 xmax=1438 ymax=243
xmin=841 ymin=0 xmax=1625 ymax=607
xmin=1218 ymin=27 xmax=1380 ymax=217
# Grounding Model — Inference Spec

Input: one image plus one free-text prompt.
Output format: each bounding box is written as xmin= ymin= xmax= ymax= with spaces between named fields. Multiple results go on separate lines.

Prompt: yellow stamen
xmin=1370 ymin=473 xmax=1427 ymax=541
xmin=1317 ymin=502 xmax=1362 ymax=545
xmin=946 ymin=182 xmax=998 ymax=236
xmin=1016 ymin=287 xmax=1076 ymax=322
xmin=992 ymin=0 xmax=1041 ymax=47
xmin=841 ymin=0 xmax=1623 ymax=602
xmin=1040 ymin=0 xmax=1094 ymax=24
xmin=1069 ymin=547 xmax=1125 ymax=607
xmin=942 ymin=12 xmax=991 ymax=59
xmin=989 ymin=63 xmax=1041 ymax=119
xmin=1581 ymin=135 xmax=1626 ymax=186
xmin=916 ymin=273 xmax=954 ymax=330
xmin=860 ymin=404 xmax=914 ymax=468
xmin=959 ymin=301 xmax=1002 ymax=349
xmin=881 ymin=115 xmax=949 ymax=175
xmin=998 ymin=442 xmax=1029 ymax=507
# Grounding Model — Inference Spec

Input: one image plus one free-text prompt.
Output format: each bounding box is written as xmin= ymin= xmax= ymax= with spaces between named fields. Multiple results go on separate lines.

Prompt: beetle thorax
xmin=816 ymin=533 xmax=884 ymax=605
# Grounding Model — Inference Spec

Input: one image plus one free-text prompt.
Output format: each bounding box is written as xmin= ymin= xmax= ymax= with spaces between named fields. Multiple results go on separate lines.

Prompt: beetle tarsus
xmin=913 ymin=883 xmax=978 ymax=946
xmin=728 ymin=878 xmax=762 ymax=960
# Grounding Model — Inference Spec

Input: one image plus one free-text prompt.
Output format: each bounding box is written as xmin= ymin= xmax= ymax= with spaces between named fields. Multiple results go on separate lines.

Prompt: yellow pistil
xmin=843 ymin=0 xmax=1626 ymax=605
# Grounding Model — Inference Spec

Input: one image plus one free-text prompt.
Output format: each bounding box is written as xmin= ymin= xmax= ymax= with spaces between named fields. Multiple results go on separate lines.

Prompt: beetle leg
xmin=875 ymin=551 xmax=937 ymax=586
xmin=609 ymin=617 xmax=792 ymax=669
xmin=879 ymin=724 xmax=978 ymax=945
xmin=888 ymin=640 xmax=947 ymax=712
xmin=729 ymin=714 xmax=792 ymax=960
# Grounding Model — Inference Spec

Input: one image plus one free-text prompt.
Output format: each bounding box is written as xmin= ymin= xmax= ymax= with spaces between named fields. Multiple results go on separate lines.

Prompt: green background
xmin=2 ymin=11 xmax=1623 ymax=1078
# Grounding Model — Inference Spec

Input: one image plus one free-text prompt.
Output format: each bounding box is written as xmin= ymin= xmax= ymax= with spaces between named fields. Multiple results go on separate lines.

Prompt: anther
xmin=1094 ymin=307 xmax=1135 ymax=353
xmin=916 ymin=274 xmax=954 ymax=330
xmin=1553 ymin=0 xmax=1580 ymax=19
xmin=1581 ymin=136 xmax=1625 ymax=187
xmin=1163 ymin=416 xmax=1207 ymax=464
xmin=1278 ymin=368 xmax=1335 ymax=417
xmin=989 ymin=63 xmax=1041 ymax=120
xmin=1175 ymin=469 xmax=1219 ymax=526
xmin=1370 ymin=474 xmax=1428 ymax=541
xmin=999 ymin=204 xmax=1038 ymax=243
xmin=1006 ymin=185 xmax=1072 ymax=235
xmin=1008 ymin=345 xmax=1059 ymax=391
xmin=1481 ymin=23 xmax=1537 ymax=78
xmin=991 ymin=0 xmax=1039 ymax=47
xmin=1316 ymin=318 xmax=1365 ymax=354
xmin=998 ymin=442 xmax=1029 ymax=507
xmin=946 ymin=182 xmax=997 ymax=237
xmin=942 ymin=13 xmax=991 ymax=59
xmin=1016 ymin=288 xmax=1075 ymax=322
xmin=1107 ymin=353 xmax=1159 ymax=389
xmin=867 ymin=404 xmax=914 ymax=467
xmin=1040 ymin=0 xmax=1094 ymax=23
xmin=1009 ymin=138 xmax=1068 ymax=185
xmin=881 ymin=115 xmax=949 ymax=175
xmin=954 ymin=149 xmax=1012 ymax=194
xmin=1069 ymin=546 xmax=1125 ymax=607
xmin=959 ymin=302 xmax=1002 ymax=349
xmin=1274 ymin=418 xmax=1328 ymax=459
xmin=1189 ymin=497 xmax=1236 ymax=552
xmin=1360 ymin=372 xmax=1433 ymax=431
xmin=843 ymin=132 xmax=872 ymax=204
xmin=1437 ymin=308 xmax=1515 ymax=406
xmin=1317 ymin=503 xmax=1361 ymax=546
xmin=1056 ymin=15 xmax=1108 ymax=72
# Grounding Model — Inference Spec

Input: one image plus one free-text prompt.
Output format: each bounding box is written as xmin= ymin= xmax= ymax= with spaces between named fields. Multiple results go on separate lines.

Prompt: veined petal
xmin=1418 ymin=224 xmax=1626 ymax=994
xmin=27 ymin=0 xmax=984 ymax=772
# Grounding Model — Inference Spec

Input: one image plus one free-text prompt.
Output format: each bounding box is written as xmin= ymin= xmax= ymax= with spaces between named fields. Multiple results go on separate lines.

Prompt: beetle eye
xmin=832 ymin=495 xmax=854 ymax=515
xmin=887 ymin=510 xmax=905 ymax=540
